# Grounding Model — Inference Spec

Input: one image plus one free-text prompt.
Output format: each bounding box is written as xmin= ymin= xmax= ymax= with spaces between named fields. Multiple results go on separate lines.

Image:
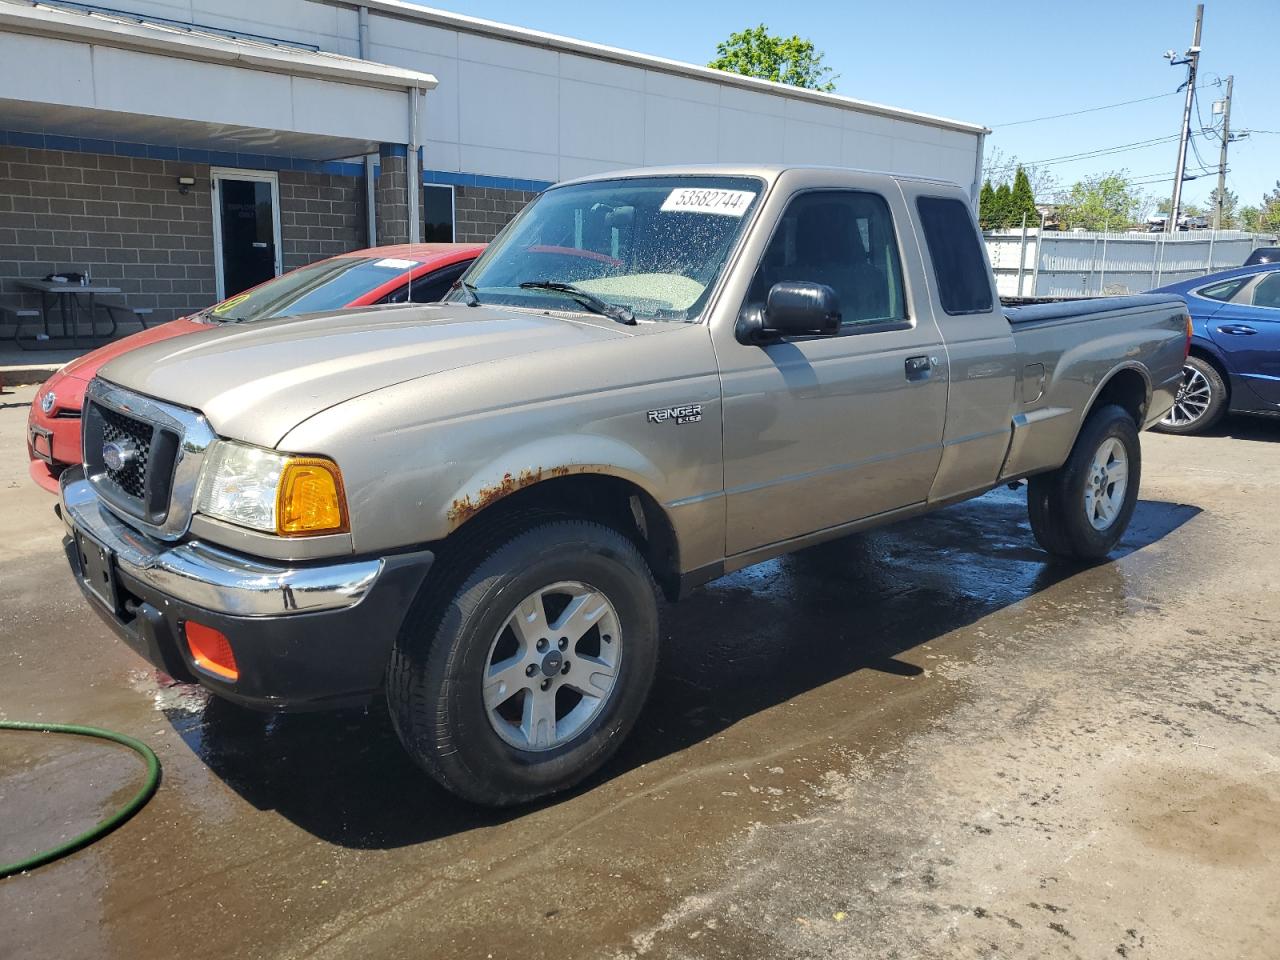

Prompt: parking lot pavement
xmin=1 ymin=379 xmax=1277 ymax=959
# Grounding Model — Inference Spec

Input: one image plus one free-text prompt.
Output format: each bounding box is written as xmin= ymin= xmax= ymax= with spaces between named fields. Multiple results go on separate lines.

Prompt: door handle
xmin=1217 ymin=323 xmax=1257 ymax=336
xmin=905 ymin=355 xmax=932 ymax=381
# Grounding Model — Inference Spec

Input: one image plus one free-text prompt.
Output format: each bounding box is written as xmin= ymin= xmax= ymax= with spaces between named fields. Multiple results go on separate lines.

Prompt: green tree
xmin=1256 ymin=181 xmax=1280 ymax=234
xmin=708 ymin=25 xmax=837 ymax=91
xmin=1055 ymin=172 xmax=1146 ymax=231
xmin=1010 ymin=166 xmax=1039 ymax=227
xmin=992 ymin=182 xmax=1013 ymax=229
xmin=978 ymin=180 xmax=996 ymax=230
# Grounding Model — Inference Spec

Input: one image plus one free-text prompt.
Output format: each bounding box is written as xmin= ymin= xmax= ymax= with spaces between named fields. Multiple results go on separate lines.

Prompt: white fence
xmin=985 ymin=229 xmax=1276 ymax=299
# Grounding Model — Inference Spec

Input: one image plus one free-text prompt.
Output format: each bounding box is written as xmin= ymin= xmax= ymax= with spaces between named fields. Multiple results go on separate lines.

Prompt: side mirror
xmin=735 ymin=282 xmax=841 ymax=345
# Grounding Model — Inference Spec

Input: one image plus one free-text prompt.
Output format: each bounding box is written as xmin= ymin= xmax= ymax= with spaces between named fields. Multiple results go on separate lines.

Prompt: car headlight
xmin=195 ymin=440 xmax=349 ymax=536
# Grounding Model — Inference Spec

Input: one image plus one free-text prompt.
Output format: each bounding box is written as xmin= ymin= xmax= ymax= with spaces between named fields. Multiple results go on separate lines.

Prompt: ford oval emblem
xmin=102 ymin=439 xmax=137 ymax=472
xmin=41 ymin=391 xmax=56 ymax=414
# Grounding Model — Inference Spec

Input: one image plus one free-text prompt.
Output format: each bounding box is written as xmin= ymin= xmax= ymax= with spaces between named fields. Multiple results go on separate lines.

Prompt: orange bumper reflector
xmin=185 ymin=622 xmax=239 ymax=681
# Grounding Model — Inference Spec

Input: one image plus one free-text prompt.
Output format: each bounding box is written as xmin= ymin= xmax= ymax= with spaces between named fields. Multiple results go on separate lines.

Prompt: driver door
xmin=718 ymin=185 xmax=948 ymax=556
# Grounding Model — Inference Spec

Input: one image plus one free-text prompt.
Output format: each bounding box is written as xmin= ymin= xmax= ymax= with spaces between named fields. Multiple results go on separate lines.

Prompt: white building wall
xmin=78 ymin=0 xmax=984 ymax=191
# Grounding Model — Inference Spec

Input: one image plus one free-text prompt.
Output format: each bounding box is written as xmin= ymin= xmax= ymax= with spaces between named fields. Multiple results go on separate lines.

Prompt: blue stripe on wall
xmin=1 ymin=130 xmax=553 ymax=192
xmin=0 ymin=130 xmax=366 ymax=177
xmin=422 ymin=168 xmax=553 ymax=193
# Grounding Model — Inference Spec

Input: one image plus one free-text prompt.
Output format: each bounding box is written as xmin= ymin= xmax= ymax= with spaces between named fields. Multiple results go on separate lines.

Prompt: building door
xmin=211 ymin=168 xmax=282 ymax=300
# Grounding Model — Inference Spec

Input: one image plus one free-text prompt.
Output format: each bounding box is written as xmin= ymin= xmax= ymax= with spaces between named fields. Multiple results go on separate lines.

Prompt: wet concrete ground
xmin=1 ymin=380 xmax=1277 ymax=959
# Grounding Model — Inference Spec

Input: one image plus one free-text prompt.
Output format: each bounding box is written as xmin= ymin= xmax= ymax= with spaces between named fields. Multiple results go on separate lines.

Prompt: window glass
xmin=916 ymin=196 xmax=994 ymax=315
xmin=382 ymin=263 xmax=471 ymax=304
xmin=746 ymin=190 xmax=907 ymax=327
xmin=1197 ymin=277 xmax=1248 ymax=303
xmin=424 ymin=185 xmax=454 ymax=242
xmin=203 ymin=256 xmax=419 ymax=322
xmin=1251 ymin=272 xmax=1280 ymax=309
xmin=458 ymin=176 xmax=763 ymax=322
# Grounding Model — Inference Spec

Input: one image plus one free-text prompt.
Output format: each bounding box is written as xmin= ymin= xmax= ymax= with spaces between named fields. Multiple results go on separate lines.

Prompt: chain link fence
xmin=985 ymin=229 xmax=1277 ymax=299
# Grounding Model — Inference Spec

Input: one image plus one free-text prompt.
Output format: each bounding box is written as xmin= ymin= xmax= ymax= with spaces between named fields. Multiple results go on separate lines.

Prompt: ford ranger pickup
xmin=57 ymin=165 xmax=1190 ymax=805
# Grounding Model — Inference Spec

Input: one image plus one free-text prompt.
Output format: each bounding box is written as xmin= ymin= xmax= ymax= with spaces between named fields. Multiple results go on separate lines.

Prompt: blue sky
xmin=414 ymin=0 xmax=1278 ymax=210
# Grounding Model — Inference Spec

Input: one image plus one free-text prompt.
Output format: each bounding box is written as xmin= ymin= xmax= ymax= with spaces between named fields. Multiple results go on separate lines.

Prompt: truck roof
xmin=554 ymin=163 xmax=965 ymax=192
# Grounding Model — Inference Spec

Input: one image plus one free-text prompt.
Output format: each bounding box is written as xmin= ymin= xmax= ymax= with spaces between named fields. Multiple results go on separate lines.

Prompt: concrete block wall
xmin=452 ymin=185 xmax=540 ymax=243
xmin=278 ymin=170 xmax=365 ymax=271
xmin=0 ymin=145 xmax=216 ymax=324
xmin=0 ymin=146 xmax=369 ymax=330
xmin=375 ymin=150 xmax=409 ymax=246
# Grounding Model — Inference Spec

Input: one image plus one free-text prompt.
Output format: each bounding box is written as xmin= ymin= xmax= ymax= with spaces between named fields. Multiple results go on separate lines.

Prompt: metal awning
xmin=0 ymin=2 xmax=437 ymax=160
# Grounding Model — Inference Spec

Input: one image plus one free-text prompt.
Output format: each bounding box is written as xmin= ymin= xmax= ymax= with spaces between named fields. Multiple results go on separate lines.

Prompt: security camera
xmin=1163 ymin=49 xmax=1176 ymax=59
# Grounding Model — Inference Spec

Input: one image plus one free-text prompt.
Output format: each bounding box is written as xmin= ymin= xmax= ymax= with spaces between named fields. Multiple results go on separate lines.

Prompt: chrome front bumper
xmin=59 ymin=469 xmax=382 ymax=617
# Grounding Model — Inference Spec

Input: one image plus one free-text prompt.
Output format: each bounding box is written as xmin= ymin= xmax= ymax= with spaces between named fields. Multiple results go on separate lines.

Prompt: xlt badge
xmin=647 ymin=403 xmax=702 ymax=425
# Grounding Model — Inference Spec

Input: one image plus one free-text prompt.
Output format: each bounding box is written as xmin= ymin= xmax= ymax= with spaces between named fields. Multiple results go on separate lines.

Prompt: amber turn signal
xmin=276 ymin=457 xmax=349 ymax=536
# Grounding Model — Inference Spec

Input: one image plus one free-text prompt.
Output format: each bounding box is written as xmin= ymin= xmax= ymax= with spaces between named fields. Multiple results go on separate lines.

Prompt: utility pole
xmin=1213 ymin=75 xmax=1234 ymax=230
xmin=1166 ymin=3 xmax=1203 ymax=234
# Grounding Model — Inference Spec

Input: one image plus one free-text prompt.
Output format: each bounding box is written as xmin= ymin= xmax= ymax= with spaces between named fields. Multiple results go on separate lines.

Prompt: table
xmin=15 ymin=279 xmax=123 ymax=349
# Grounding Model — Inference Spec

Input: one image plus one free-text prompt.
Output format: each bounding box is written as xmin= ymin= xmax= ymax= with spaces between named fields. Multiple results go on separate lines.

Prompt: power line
xmin=991 ymin=88 xmax=1205 ymax=128
xmin=985 ymin=131 xmax=1216 ymax=174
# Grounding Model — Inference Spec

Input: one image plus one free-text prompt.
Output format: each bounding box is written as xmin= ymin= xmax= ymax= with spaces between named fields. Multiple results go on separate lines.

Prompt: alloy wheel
xmin=1083 ymin=436 xmax=1129 ymax=531
xmin=482 ymin=581 xmax=622 ymax=752
xmin=1162 ymin=364 xmax=1212 ymax=427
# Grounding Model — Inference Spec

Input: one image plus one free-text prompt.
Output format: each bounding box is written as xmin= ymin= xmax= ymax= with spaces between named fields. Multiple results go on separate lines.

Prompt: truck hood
xmin=96 ymin=305 xmax=632 ymax=448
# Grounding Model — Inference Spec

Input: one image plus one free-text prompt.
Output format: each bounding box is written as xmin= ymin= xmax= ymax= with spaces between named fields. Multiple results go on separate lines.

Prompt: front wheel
xmin=1154 ymin=356 xmax=1227 ymax=435
xmin=387 ymin=519 xmax=660 ymax=806
xmin=1027 ymin=404 xmax=1142 ymax=560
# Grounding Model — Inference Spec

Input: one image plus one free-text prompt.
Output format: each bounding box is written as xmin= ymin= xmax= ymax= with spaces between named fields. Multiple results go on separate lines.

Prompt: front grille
xmin=83 ymin=395 xmax=181 ymax=525
xmin=98 ymin=405 xmax=152 ymax=500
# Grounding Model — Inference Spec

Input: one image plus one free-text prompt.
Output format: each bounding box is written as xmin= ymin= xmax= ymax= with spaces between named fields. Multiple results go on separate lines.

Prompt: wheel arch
xmin=440 ymin=444 xmax=682 ymax=601
xmin=1083 ymin=363 xmax=1152 ymax=429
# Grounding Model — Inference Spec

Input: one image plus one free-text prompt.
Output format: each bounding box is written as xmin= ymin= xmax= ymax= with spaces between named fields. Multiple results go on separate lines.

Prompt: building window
xmin=424 ymin=184 xmax=454 ymax=242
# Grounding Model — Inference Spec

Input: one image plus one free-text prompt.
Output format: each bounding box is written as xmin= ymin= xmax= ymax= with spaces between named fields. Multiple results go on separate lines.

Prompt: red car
xmin=27 ymin=243 xmax=483 ymax=492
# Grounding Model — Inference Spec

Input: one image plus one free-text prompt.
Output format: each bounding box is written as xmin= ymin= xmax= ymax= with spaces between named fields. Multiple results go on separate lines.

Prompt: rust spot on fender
xmin=447 ymin=465 xmax=581 ymax=526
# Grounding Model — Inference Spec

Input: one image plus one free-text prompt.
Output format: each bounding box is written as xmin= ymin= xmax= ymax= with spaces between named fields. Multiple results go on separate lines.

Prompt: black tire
xmin=1027 ymin=404 xmax=1141 ymax=560
xmin=1152 ymin=355 xmax=1227 ymax=435
xmin=387 ymin=518 xmax=660 ymax=806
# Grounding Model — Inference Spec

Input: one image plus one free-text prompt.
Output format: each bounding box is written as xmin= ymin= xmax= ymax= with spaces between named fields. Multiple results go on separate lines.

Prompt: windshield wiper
xmin=518 ymin=280 xmax=636 ymax=326
xmin=450 ymin=279 xmax=481 ymax=306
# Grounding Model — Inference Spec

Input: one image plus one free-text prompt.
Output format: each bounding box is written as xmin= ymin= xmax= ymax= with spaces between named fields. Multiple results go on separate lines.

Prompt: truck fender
xmin=441 ymin=435 xmax=666 ymax=532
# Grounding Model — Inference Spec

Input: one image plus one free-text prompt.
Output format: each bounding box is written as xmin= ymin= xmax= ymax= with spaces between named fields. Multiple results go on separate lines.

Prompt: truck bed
xmin=1003 ymin=293 xmax=1185 ymax=325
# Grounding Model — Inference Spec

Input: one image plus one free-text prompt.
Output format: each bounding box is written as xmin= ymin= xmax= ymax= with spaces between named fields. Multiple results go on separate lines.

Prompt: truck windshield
xmin=453 ymin=176 xmax=764 ymax=322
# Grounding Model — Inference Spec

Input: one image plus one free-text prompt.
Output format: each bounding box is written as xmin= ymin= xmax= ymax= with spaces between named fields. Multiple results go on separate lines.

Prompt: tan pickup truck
xmin=59 ymin=165 xmax=1190 ymax=805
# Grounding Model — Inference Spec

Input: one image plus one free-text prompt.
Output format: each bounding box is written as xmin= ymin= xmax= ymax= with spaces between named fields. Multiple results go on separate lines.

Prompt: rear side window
xmin=1252 ymin=273 xmax=1280 ymax=309
xmin=1196 ymin=277 xmax=1248 ymax=303
xmin=916 ymin=196 xmax=994 ymax=315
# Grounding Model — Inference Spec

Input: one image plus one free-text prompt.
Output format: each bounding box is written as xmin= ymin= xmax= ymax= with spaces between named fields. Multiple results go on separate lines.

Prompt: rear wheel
xmin=387 ymin=518 xmax=659 ymax=806
xmin=1154 ymin=355 xmax=1226 ymax=435
xmin=1027 ymin=404 xmax=1141 ymax=560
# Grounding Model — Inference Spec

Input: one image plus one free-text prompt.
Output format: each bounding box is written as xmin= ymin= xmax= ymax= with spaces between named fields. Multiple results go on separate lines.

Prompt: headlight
xmin=195 ymin=440 xmax=348 ymax=537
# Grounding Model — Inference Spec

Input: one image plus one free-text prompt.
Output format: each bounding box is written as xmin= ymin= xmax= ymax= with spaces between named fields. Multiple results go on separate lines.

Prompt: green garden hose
xmin=0 ymin=721 xmax=160 ymax=879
